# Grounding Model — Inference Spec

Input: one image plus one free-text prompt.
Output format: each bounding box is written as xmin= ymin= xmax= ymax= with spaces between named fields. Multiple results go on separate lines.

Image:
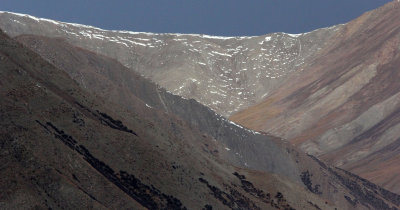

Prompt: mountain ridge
xmin=0 ymin=10 xmax=343 ymax=117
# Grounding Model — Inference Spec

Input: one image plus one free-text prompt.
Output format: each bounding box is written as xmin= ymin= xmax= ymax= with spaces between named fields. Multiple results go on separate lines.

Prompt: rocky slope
xmin=9 ymin=32 xmax=400 ymax=209
xmin=0 ymin=11 xmax=342 ymax=117
xmin=1 ymin=2 xmax=400 ymax=209
xmin=0 ymin=28 xmax=337 ymax=210
xmin=231 ymin=1 xmax=400 ymax=194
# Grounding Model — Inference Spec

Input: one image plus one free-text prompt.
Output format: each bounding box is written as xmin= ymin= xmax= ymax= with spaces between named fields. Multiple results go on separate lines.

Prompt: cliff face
xmin=231 ymin=1 xmax=400 ymax=194
xmin=0 ymin=11 xmax=341 ymax=117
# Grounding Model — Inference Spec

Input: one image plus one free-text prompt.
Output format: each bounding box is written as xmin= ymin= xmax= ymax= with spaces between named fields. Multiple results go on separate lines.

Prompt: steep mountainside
xmin=231 ymin=1 xmax=400 ymax=194
xmin=0 ymin=28 xmax=343 ymax=210
xmin=1 ymin=3 xmax=400 ymax=209
xmin=0 ymin=11 xmax=342 ymax=116
xmin=10 ymin=33 xmax=400 ymax=210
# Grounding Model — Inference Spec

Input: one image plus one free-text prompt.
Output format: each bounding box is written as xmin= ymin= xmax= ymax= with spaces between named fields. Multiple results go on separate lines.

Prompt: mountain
xmin=6 ymin=3 xmax=396 ymax=195
xmin=231 ymin=1 xmax=400 ymax=194
xmin=0 ymin=27 xmax=334 ymax=210
xmin=0 ymin=11 xmax=342 ymax=117
xmin=5 ymin=31 xmax=400 ymax=209
xmin=1 ymin=2 xmax=400 ymax=209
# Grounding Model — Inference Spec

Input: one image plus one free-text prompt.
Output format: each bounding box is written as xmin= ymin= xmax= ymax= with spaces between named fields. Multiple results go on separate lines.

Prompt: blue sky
xmin=0 ymin=0 xmax=392 ymax=36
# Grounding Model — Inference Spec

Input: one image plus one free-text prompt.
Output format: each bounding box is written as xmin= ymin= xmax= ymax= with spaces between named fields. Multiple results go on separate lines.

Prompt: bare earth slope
xmin=231 ymin=1 xmax=400 ymax=194
xmin=9 ymin=32 xmax=400 ymax=210
xmin=0 ymin=11 xmax=342 ymax=117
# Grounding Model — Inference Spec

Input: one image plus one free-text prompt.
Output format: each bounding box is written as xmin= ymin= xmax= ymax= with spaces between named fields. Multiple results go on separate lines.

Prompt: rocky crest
xmin=0 ymin=11 xmax=341 ymax=116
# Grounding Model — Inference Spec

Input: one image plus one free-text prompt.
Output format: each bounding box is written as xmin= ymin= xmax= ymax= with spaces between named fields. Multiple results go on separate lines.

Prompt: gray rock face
xmin=0 ymin=11 xmax=342 ymax=117
xmin=157 ymin=90 xmax=300 ymax=181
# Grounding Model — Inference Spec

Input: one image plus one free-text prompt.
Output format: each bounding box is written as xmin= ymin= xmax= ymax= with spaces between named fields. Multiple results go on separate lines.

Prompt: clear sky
xmin=0 ymin=0 xmax=392 ymax=36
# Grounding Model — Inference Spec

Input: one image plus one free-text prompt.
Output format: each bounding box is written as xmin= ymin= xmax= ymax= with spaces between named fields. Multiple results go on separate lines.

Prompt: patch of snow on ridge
xmin=118 ymin=37 xmax=147 ymax=46
xmin=259 ymin=36 xmax=272 ymax=44
xmin=116 ymin=31 xmax=155 ymax=36
xmin=79 ymin=31 xmax=92 ymax=39
xmin=12 ymin=19 xmax=24 ymax=25
xmin=287 ymin=33 xmax=302 ymax=38
xmin=40 ymin=18 xmax=61 ymax=25
xmin=201 ymin=34 xmax=235 ymax=40
xmin=2 ymin=11 xmax=40 ymax=22
xmin=133 ymin=37 xmax=150 ymax=41
xmin=1 ymin=10 xmax=346 ymax=46
xmin=0 ymin=11 xmax=111 ymax=31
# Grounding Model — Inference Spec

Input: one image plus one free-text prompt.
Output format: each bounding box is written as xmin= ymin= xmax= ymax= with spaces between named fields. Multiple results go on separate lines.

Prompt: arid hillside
xmin=231 ymin=1 xmax=400 ymax=194
xmin=1 ymin=1 xmax=400 ymax=209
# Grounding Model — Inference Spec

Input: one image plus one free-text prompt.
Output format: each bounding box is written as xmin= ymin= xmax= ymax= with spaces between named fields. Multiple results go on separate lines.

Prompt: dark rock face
xmin=0 ymin=11 xmax=341 ymax=117
xmin=300 ymin=171 xmax=322 ymax=195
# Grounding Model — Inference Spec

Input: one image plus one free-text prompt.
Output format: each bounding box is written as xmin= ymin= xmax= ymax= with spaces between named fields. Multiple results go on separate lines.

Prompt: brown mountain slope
xmin=231 ymin=1 xmax=400 ymax=194
xmin=10 ymin=33 xmax=400 ymax=209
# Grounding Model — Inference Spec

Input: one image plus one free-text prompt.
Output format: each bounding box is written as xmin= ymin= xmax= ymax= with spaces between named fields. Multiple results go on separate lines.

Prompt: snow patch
xmin=133 ymin=38 xmax=150 ymax=41
xmin=259 ymin=36 xmax=272 ymax=44
xmin=211 ymin=51 xmax=232 ymax=57
xmin=173 ymin=38 xmax=187 ymax=41
xmin=286 ymin=33 xmax=302 ymax=38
